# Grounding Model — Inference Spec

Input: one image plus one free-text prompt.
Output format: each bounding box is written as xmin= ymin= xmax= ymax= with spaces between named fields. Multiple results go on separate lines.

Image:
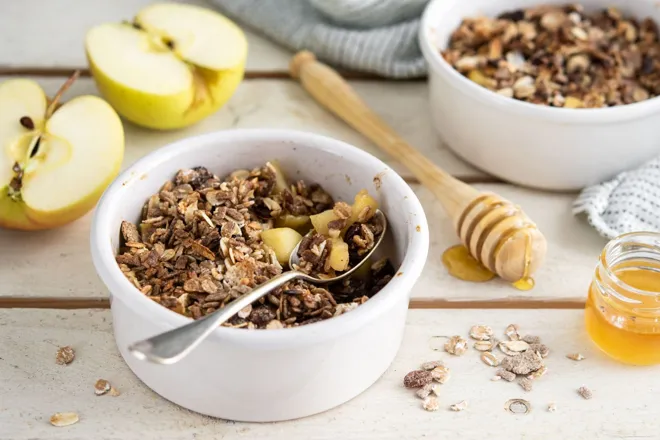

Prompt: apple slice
xmin=85 ymin=2 xmax=248 ymax=130
xmin=0 ymin=74 xmax=124 ymax=230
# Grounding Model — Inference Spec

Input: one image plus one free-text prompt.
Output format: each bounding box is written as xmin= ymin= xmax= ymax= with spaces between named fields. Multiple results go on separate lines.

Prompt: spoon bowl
xmin=128 ymin=210 xmax=388 ymax=365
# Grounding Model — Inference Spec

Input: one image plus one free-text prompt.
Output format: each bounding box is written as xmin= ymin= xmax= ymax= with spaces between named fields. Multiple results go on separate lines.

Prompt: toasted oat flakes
xmin=423 ymin=396 xmax=440 ymax=412
xmin=450 ymin=400 xmax=468 ymax=412
xmin=442 ymin=5 xmax=660 ymax=108
xmin=481 ymin=352 xmax=500 ymax=367
xmin=431 ymin=365 xmax=451 ymax=384
xmin=50 ymin=412 xmax=79 ymax=427
xmin=505 ymin=399 xmax=532 ymax=415
xmin=548 ymin=402 xmax=557 ymax=412
xmin=578 ymin=386 xmax=593 ymax=400
xmin=94 ymin=379 xmax=111 ymax=396
xmin=473 ymin=340 xmax=493 ymax=351
xmin=445 ymin=335 xmax=468 ymax=356
xmin=420 ymin=360 xmax=445 ymax=371
xmin=55 ymin=346 xmax=75 ymax=365
xmin=527 ymin=365 xmax=548 ymax=380
xmin=495 ymin=369 xmax=517 ymax=382
xmin=518 ymin=377 xmax=533 ymax=392
xmin=567 ymin=352 xmax=585 ymax=361
xmin=115 ymin=164 xmax=393 ymax=329
xmin=499 ymin=340 xmax=530 ymax=355
xmin=505 ymin=324 xmax=520 ymax=341
xmin=404 ymin=370 xmax=433 ymax=388
xmin=469 ymin=324 xmax=493 ymax=340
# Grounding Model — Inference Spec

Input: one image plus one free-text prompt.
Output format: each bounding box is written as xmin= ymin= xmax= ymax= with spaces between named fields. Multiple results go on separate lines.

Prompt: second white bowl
xmin=420 ymin=0 xmax=660 ymax=191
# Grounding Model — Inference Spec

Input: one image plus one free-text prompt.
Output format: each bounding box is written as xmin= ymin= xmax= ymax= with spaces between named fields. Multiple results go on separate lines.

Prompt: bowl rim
xmin=419 ymin=0 xmax=660 ymax=124
xmin=90 ymin=128 xmax=430 ymax=349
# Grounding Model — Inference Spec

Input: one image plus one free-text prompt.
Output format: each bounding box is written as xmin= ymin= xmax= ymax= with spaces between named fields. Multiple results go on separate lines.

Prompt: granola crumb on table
xmin=115 ymin=164 xmax=393 ymax=329
xmin=442 ymin=4 xmax=660 ymax=108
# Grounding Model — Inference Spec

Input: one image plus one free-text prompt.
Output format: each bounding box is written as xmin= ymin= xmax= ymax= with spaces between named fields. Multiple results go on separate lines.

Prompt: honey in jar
xmin=585 ymin=232 xmax=660 ymax=365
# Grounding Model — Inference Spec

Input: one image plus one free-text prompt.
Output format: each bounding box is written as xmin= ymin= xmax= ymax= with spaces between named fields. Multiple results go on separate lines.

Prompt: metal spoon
xmin=128 ymin=210 xmax=388 ymax=365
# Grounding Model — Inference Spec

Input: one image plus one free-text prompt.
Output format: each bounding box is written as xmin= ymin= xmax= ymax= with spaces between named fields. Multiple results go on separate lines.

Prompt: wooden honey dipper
xmin=289 ymin=51 xmax=547 ymax=284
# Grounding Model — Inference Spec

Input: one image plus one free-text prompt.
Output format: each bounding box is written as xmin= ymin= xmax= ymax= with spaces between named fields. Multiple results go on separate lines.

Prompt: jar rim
xmin=600 ymin=231 xmax=660 ymax=298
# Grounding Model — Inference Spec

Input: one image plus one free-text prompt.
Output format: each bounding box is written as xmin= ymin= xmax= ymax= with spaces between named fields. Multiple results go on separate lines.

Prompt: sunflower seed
xmin=469 ymin=324 xmax=493 ymax=341
xmin=450 ymin=400 xmax=468 ymax=412
xmin=505 ymin=399 xmax=531 ymax=415
xmin=50 ymin=412 xmax=79 ymax=427
xmin=481 ymin=352 xmax=500 ymax=367
xmin=566 ymin=353 xmax=585 ymax=361
xmin=445 ymin=335 xmax=468 ymax=356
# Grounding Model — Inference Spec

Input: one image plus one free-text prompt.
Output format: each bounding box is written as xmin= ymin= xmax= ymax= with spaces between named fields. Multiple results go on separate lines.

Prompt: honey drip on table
xmin=442 ymin=195 xmax=536 ymax=290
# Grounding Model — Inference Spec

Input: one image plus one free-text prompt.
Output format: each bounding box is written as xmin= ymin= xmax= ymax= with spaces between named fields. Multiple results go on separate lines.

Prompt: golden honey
xmin=585 ymin=232 xmax=660 ymax=365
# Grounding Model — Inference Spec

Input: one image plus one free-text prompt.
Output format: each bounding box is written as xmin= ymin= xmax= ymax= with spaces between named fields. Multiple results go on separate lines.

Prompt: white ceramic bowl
xmin=420 ymin=0 xmax=660 ymax=191
xmin=90 ymin=129 xmax=429 ymax=422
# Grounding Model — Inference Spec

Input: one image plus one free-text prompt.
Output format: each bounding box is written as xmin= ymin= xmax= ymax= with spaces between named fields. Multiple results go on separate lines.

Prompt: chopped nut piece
xmin=50 ymin=412 xmax=79 ymax=427
xmin=404 ymin=370 xmax=433 ymax=388
xmin=422 ymin=396 xmax=440 ymax=412
xmin=505 ymin=399 xmax=532 ymax=415
xmin=94 ymin=379 xmax=111 ymax=396
xmin=499 ymin=340 xmax=530 ymax=355
xmin=578 ymin=386 xmax=593 ymax=400
xmin=495 ymin=369 xmax=516 ymax=382
xmin=518 ymin=377 xmax=533 ymax=392
xmin=548 ymin=402 xmax=557 ymax=412
xmin=474 ymin=340 xmax=493 ymax=351
xmin=469 ymin=324 xmax=493 ymax=341
xmin=530 ymin=343 xmax=550 ymax=358
xmin=431 ymin=365 xmax=451 ymax=384
xmin=566 ymin=353 xmax=585 ymax=361
xmin=55 ymin=346 xmax=75 ymax=365
xmin=420 ymin=360 xmax=445 ymax=371
xmin=449 ymin=400 xmax=468 ymax=412
xmin=481 ymin=352 xmax=500 ymax=367
xmin=491 ymin=375 xmax=502 ymax=381
xmin=445 ymin=335 xmax=468 ymax=356
xmin=505 ymin=324 xmax=520 ymax=341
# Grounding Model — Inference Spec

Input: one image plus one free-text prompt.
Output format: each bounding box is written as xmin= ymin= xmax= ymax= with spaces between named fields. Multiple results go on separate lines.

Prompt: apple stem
xmin=45 ymin=70 xmax=81 ymax=120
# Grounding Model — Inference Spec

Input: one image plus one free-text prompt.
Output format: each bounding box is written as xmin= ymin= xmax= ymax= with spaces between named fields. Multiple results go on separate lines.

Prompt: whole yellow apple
xmin=85 ymin=2 xmax=248 ymax=131
xmin=0 ymin=73 xmax=124 ymax=230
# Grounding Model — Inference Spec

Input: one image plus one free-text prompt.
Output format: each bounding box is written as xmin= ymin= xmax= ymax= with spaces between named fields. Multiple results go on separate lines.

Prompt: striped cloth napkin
xmin=209 ymin=0 xmax=660 ymax=239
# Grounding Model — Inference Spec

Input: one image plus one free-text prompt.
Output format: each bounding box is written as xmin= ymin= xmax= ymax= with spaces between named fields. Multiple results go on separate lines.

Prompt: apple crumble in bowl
xmin=90 ymin=129 xmax=428 ymax=422
xmin=114 ymin=162 xmax=393 ymax=329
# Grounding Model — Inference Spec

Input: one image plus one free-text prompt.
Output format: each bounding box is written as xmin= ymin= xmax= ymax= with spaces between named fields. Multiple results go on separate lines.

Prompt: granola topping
xmin=115 ymin=164 xmax=393 ymax=329
xmin=442 ymin=4 xmax=660 ymax=108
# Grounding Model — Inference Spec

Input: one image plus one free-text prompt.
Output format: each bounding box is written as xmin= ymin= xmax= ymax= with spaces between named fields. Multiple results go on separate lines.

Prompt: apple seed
xmin=19 ymin=116 xmax=34 ymax=130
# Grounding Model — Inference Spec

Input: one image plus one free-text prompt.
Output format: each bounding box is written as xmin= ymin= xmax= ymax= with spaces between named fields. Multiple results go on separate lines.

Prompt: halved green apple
xmin=85 ymin=2 xmax=248 ymax=130
xmin=0 ymin=75 xmax=124 ymax=230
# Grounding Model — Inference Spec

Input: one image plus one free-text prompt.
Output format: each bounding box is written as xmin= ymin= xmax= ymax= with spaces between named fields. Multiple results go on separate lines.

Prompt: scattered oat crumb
xmin=522 ymin=335 xmax=541 ymax=344
xmin=109 ymin=387 xmax=121 ymax=397
xmin=431 ymin=365 xmax=451 ymax=384
xmin=548 ymin=402 xmax=557 ymax=412
xmin=578 ymin=386 xmax=593 ymax=400
xmin=495 ymin=369 xmax=516 ymax=382
xmin=450 ymin=400 xmax=468 ymax=412
xmin=445 ymin=335 xmax=468 ymax=356
xmin=423 ymin=396 xmax=440 ymax=412
xmin=518 ymin=377 xmax=533 ymax=392
xmin=420 ymin=360 xmax=444 ymax=371
xmin=469 ymin=324 xmax=493 ymax=341
xmin=94 ymin=379 xmax=111 ymax=396
xmin=55 ymin=346 xmax=75 ymax=365
xmin=567 ymin=353 xmax=586 ymax=361
xmin=49 ymin=412 xmax=79 ymax=427
xmin=491 ymin=375 xmax=503 ymax=381
xmin=404 ymin=370 xmax=433 ymax=388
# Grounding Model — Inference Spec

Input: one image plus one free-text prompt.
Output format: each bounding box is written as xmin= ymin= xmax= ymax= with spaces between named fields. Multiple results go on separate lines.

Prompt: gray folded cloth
xmin=209 ymin=0 xmax=660 ymax=240
xmin=208 ymin=0 xmax=429 ymax=78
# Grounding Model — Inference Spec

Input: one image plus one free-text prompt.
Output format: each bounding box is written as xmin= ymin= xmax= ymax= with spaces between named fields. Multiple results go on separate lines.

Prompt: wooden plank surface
xmin=0 ymin=183 xmax=603 ymax=303
xmin=1 ymin=308 xmax=655 ymax=440
xmin=0 ymin=0 xmax=292 ymax=72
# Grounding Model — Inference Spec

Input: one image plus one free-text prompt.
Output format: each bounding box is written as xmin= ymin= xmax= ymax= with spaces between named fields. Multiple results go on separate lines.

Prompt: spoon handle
xmin=128 ymin=270 xmax=302 ymax=364
xmin=289 ymin=50 xmax=480 ymax=220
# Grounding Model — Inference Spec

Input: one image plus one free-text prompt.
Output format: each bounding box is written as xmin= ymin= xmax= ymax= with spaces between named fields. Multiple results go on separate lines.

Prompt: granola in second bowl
xmin=115 ymin=162 xmax=394 ymax=329
xmin=441 ymin=4 xmax=660 ymax=108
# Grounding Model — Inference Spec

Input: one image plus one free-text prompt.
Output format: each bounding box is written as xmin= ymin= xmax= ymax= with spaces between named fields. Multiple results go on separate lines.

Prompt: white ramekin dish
xmin=90 ymin=129 xmax=429 ymax=422
xmin=420 ymin=0 xmax=660 ymax=191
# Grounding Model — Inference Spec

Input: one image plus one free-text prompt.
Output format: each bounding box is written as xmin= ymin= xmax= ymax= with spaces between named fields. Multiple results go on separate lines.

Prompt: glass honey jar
xmin=585 ymin=232 xmax=660 ymax=365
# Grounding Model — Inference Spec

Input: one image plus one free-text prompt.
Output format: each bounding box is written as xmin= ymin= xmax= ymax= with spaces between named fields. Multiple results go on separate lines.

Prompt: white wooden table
xmin=0 ymin=2 xmax=649 ymax=439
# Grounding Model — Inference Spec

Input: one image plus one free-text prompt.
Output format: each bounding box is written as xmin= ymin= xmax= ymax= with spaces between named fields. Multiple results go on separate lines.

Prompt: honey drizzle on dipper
xmin=443 ymin=195 xmax=537 ymax=290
